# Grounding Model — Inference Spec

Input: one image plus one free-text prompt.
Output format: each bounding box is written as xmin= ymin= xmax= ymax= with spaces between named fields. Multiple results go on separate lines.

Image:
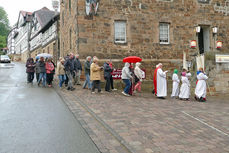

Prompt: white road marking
xmin=182 ymin=111 xmax=229 ymax=137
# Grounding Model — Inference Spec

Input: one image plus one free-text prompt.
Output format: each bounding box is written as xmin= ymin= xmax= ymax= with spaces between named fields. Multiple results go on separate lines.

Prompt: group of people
xmin=151 ymin=63 xmax=208 ymax=102
xmin=26 ymin=55 xmax=209 ymax=102
xmin=26 ymin=57 xmax=55 ymax=87
xmin=25 ymin=53 xmax=82 ymax=89
xmin=56 ymin=54 xmax=117 ymax=93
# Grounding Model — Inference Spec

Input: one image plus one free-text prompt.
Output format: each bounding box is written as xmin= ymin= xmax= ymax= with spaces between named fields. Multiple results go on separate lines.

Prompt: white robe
xmin=195 ymin=73 xmax=208 ymax=98
xmin=179 ymin=73 xmax=191 ymax=99
xmin=171 ymin=73 xmax=180 ymax=97
xmin=157 ymin=68 xmax=167 ymax=97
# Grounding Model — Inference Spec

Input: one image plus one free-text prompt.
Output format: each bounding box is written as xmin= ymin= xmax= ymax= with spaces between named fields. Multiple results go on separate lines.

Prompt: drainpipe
xmin=76 ymin=0 xmax=79 ymax=53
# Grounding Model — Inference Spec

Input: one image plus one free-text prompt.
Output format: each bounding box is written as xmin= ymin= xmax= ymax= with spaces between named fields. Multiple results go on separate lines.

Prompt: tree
xmin=0 ymin=6 xmax=10 ymax=36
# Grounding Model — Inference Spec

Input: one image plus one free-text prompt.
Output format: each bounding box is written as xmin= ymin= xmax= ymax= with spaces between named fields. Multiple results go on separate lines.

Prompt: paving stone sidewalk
xmin=56 ymin=85 xmax=229 ymax=153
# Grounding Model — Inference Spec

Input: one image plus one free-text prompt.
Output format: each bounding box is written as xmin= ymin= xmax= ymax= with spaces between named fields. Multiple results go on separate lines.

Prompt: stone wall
xmin=60 ymin=0 xmax=229 ymax=93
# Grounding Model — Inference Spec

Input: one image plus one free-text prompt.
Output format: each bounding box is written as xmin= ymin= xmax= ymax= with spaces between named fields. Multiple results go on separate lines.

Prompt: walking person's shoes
xmin=112 ymin=88 xmax=117 ymax=91
xmin=92 ymin=91 xmax=95 ymax=94
xmin=70 ymin=87 xmax=75 ymax=91
xmin=157 ymin=97 xmax=165 ymax=99
xmin=122 ymin=91 xmax=130 ymax=96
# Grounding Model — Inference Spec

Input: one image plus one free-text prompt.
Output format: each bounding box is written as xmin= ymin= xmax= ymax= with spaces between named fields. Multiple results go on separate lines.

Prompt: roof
xmin=34 ymin=7 xmax=56 ymax=28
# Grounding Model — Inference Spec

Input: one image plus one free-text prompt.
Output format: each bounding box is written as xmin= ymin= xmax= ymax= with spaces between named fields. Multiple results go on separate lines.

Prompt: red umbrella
xmin=123 ymin=56 xmax=142 ymax=63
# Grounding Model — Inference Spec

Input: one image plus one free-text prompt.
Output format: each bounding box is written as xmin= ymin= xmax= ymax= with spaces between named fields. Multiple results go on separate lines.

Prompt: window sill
xmin=114 ymin=42 xmax=127 ymax=45
xmin=159 ymin=43 xmax=171 ymax=46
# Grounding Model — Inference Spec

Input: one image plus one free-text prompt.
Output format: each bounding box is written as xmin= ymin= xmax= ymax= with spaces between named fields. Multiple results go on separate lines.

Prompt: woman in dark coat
xmin=26 ymin=58 xmax=35 ymax=83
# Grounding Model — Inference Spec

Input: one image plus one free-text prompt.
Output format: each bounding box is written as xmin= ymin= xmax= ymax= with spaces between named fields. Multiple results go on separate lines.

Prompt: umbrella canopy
xmin=123 ymin=56 xmax=142 ymax=63
xmin=36 ymin=53 xmax=52 ymax=59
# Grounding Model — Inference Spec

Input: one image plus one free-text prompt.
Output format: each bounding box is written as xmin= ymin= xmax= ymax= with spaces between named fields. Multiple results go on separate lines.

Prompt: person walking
xmin=195 ymin=68 xmax=208 ymax=102
xmin=90 ymin=57 xmax=103 ymax=93
xmin=64 ymin=53 xmax=75 ymax=91
xmin=74 ymin=54 xmax=82 ymax=85
xmin=154 ymin=63 xmax=168 ymax=99
xmin=35 ymin=57 xmax=40 ymax=82
xmin=56 ymin=58 xmax=66 ymax=88
xmin=109 ymin=61 xmax=117 ymax=91
xmin=83 ymin=56 xmax=92 ymax=89
xmin=104 ymin=60 xmax=113 ymax=92
xmin=179 ymin=71 xmax=192 ymax=101
xmin=121 ymin=63 xmax=132 ymax=96
xmin=134 ymin=62 xmax=143 ymax=93
xmin=171 ymin=69 xmax=180 ymax=98
xmin=45 ymin=58 xmax=55 ymax=87
xmin=26 ymin=57 xmax=35 ymax=83
xmin=37 ymin=57 xmax=47 ymax=87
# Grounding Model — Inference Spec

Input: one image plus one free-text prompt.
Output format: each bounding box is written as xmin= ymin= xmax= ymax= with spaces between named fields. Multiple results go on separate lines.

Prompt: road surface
xmin=0 ymin=62 xmax=100 ymax=153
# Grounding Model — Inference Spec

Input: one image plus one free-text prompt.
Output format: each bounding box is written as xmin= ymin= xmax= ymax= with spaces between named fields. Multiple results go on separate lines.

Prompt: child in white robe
xmin=179 ymin=71 xmax=191 ymax=100
xmin=171 ymin=69 xmax=180 ymax=98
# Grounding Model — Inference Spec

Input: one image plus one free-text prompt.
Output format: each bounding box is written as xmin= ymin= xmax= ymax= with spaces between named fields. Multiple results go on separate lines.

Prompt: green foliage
xmin=0 ymin=6 xmax=10 ymax=49
xmin=0 ymin=6 xmax=10 ymax=36
xmin=0 ymin=35 xmax=6 ymax=49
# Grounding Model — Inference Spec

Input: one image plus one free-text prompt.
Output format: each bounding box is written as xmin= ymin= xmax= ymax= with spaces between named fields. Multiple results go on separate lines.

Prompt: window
xmin=159 ymin=23 xmax=170 ymax=44
xmin=114 ymin=21 xmax=126 ymax=43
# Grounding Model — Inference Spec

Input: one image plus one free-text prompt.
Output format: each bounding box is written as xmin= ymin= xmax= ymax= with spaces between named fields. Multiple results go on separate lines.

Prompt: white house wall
xmin=15 ymin=23 xmax=30 ymax=54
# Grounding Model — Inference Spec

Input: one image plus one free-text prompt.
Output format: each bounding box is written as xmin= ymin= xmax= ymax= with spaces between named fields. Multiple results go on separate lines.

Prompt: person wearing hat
xmin=179 ymin=71 xmax=191 ymax=101
xmin=171 ymin=69 xmax=180 ymax=98
xmin=154 ymin=63 xmax=168 ymax=99
xmin=56 ymin=57 xmax=66 ymax=88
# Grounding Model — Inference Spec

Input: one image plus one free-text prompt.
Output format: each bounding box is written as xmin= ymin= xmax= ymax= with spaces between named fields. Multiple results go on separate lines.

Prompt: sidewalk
xmin=56 ymin=85 xmax=229 ymax=153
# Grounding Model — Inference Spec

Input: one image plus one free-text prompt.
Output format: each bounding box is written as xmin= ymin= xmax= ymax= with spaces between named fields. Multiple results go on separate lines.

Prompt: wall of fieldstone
xmin=60 ymin=0 xmax=229 ymax=94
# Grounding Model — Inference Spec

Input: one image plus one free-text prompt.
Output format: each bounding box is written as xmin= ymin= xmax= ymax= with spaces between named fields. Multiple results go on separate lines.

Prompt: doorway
xmin=198 ymin=26 xmax=210 ymax=54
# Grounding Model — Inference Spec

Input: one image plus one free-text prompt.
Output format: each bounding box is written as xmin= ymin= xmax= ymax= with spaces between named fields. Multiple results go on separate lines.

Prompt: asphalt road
xmin=0 ymin=62 xmax=100 ymax=153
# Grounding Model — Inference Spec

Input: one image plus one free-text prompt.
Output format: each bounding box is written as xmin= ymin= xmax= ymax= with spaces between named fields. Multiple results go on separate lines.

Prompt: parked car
xmin=0 ymin=55 xmax=11 ymax=63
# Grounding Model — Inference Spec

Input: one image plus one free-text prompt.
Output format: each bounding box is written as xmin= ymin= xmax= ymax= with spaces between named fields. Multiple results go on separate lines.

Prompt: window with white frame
xmin=159 ymin=23 xmax=170 ymax=44
xmin=114 ymin=21 xmax=126 ymax=43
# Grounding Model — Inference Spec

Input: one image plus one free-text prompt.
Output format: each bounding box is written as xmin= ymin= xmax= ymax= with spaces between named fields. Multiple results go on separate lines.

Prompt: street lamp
xmin=212 ymin=26 xmax=218 ymax=34
xmin=195 ymin=26 xmax=201 ymax=33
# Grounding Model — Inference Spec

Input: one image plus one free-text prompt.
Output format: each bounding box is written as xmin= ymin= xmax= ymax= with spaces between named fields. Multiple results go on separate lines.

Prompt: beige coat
xmin=56 ymin=62 xmax=65 ymax=75
xmin=90 ymin=62 xmax=101 ymax=81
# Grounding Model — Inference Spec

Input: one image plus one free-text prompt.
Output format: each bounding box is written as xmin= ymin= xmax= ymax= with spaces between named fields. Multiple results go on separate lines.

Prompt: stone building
xmin=60 ymin=0 xmax=229 ymax=94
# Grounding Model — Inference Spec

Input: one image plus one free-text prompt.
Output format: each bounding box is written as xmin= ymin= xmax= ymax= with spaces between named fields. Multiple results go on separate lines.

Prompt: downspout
xmin=76 ymin=0 xmax=79 ymax=53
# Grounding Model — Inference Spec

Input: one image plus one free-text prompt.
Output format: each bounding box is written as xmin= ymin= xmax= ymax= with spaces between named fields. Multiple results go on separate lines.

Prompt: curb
xmin=55 ymin=86 xmax=134 ymax=153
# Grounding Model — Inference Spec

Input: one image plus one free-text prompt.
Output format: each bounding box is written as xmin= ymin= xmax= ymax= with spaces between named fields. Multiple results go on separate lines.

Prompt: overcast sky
xmin=0 ymin=0 xmax=57 ymax=27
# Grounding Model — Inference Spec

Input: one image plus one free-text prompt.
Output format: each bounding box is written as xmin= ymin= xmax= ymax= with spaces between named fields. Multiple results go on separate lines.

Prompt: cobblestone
xmin=56 ymin=85 xmax=229 ymax=153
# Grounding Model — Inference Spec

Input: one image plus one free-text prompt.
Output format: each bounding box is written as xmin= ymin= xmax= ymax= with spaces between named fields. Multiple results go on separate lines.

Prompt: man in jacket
xmin=121 ymin=63 xmax=133 ymax=96
xmin=83 ymin=56 xmax=92 ymax=89
xmin=64 ymin=53 xmax=75 ymax=91
xmin=74 ymin=54 xmax=82 ymax=85
xmin=104 ymin=60 xmax=113 ymax=92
